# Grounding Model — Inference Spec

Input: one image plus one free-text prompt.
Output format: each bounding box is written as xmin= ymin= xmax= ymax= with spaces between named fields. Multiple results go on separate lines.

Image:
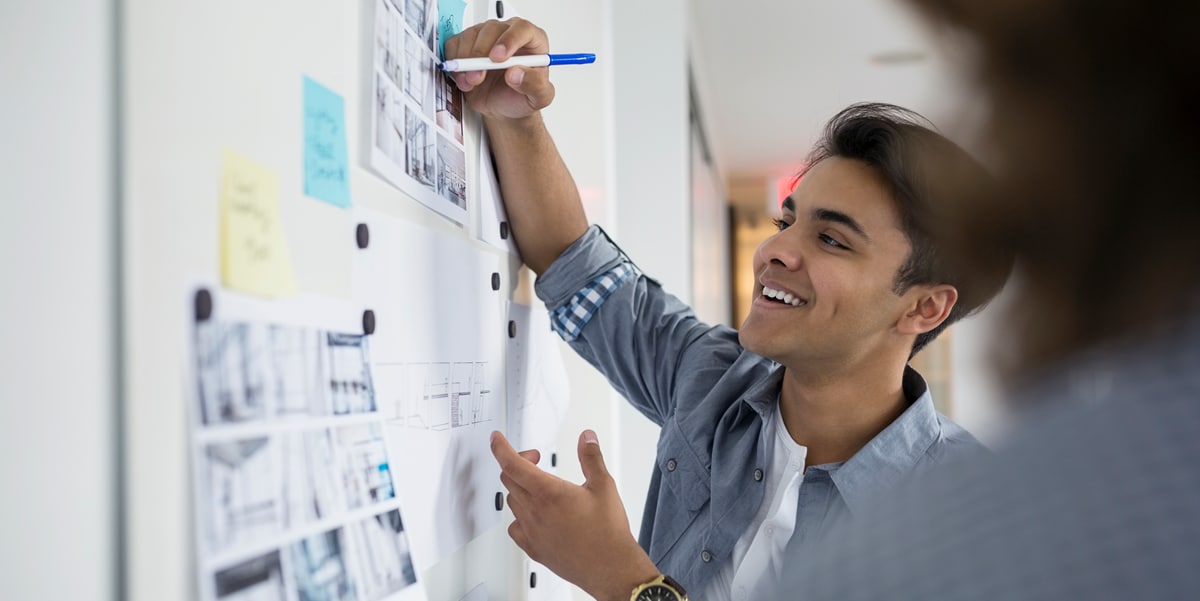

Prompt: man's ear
xmin=898 ymin=285 xmax=958 ymax=335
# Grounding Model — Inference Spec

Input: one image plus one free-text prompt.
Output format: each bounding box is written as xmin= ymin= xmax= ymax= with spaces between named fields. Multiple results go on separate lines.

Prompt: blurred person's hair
xmin=799 ymin=102 xmax=1013 ymax=358
xmin=904 ymin=1 xmax=1200 ymax=379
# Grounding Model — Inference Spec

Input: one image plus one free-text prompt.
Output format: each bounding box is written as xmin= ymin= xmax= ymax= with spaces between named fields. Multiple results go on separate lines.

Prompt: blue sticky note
xmin=302 ymin=76 xmax=351 ymax=208
xmin=438 ymin=0 xmax=468 ymax=60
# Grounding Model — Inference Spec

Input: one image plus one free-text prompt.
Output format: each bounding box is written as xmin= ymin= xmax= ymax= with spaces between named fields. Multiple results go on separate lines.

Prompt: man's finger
xmin=518 ymin=448 xmax=542 ymax=465
xmin=504 ymin=67 xmax=555 ymax=112
xmin=491 ymin=430 xmax=551 ymax=489
xmin=577 ymin=429 xmax=611 ymax=487
xmin=499 ymin=469 xmax=531 ymax=503
xmin=489 ymin=18 xmax=550 ymax=61
xmin=444 ymin=23 xmax=485 ymax=60
xmin=507 ymin=520 xmax=531 ymax=555
xmin=504 ymin=489 xmax=528 ymax=523
xmin=469 ymin=20 xmax=509 ymax=62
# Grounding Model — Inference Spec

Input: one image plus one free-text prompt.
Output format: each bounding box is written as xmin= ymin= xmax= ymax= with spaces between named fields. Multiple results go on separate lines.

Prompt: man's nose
xmin=762 ymin=232 xmax=804 ymax=270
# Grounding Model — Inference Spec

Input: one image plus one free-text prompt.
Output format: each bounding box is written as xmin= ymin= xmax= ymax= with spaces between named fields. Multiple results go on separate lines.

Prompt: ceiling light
xmin=868 ymin=50 xmax=927 ymax=66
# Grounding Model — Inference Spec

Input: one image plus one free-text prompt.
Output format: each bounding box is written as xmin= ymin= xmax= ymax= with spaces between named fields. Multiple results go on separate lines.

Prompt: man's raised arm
xmin=446 ymin=18 xmax=589 ymax=275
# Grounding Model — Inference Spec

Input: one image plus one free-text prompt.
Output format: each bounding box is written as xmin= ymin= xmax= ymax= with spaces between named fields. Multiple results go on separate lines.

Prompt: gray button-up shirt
xmin=535 ymin=226 xmax=984 ymax=593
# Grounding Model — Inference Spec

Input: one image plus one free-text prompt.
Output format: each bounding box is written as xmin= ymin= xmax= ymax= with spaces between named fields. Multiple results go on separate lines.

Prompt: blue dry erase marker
xmin=441 ymin=53 xmax=595 ymax=72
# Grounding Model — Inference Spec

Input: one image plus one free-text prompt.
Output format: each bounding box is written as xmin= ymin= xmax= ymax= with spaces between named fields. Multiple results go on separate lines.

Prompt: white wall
xmin=687 ymin=6 xmax=732 ymax=328
xmin=609 ymin=0 xmax=694 ymax=541
xmin=0 ymin=2 xmax=117 ymax=600
xmin=120 ymin=1 xmax=519 ymax=598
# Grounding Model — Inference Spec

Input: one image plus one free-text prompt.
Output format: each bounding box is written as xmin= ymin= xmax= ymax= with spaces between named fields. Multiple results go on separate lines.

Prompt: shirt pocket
xmin=657 ymin=419 xmax=711 ymax=512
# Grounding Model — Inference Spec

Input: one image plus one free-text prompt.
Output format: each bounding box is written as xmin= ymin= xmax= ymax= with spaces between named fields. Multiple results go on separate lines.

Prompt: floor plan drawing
xmin=352 ymin=209 xmax=507 ymax=570
xmin=376 ymin=361 xmax=493 ymax=431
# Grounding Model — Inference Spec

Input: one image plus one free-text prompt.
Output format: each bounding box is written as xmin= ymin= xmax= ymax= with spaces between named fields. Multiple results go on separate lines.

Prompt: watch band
xmin=630 ymin=574 xmax=689 ymax=601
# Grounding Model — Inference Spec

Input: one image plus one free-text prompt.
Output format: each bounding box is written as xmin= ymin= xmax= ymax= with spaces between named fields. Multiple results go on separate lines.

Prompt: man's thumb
xmin=577 ymin=429 xmax=610 ymax=485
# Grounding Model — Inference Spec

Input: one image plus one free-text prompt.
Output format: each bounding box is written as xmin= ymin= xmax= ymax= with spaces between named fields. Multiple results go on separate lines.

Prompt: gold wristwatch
xmin=630 ymin=574 xmax=688 ymax=601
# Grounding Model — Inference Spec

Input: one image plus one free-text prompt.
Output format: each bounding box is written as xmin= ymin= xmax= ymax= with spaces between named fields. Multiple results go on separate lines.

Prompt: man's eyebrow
xmin=812 ymin=208 xmax=870 ymax=240
xmin=782 ymin=196 xmax=796 ymax=212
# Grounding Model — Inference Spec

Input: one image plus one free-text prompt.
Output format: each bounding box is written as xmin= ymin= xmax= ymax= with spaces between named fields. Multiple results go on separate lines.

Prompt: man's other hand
xmin=490 ymin=429 xmax=662 ymax=601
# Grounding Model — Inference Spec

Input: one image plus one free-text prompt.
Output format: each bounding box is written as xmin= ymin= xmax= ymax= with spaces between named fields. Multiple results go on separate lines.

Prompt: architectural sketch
xmin=203 ymin=437 xmax=281 ymax=553
xmin=403 ymin=0 xmax=436 ymax=51
xmin=351 ymin=210 xmax=507 ymax=570
xmin=193 ymin=321 xmax=375 ymax=424
xmin=214 ymin=550 xmax=286 ymax=601
xmin=369 ymin=0 xmax=468 ymax=224
xmin=379 ymin=361 xmax=492 ymax=431
xmin=374 ymin=74 xmax=405 ymax=168
xmin=402 ymin=34 xmax=436 ymax=114
xmin=335 ymin=422 xmax=395 ymax=509
xmin=188 ymin=295 xmax=425 ymax=601
xmin=434 ymin=75 xmax=463 ymax=143
xmin=345 ymin=510 xmax=417 ymax=600
xmin=436 ymin=136 xmax=466 ymax=209
xmin=374 ymin=0 xmax=404 ymax=90
xmin=288 ymin=529 xmax=356 ymax=601
xmin=404 ymin=106 xmax=434 ymax=188
xmin=270 ymin=326 xmax=324 ymax=416
xmin=195 ymin=323 xmax=271 ymax=424
xmin=325 ymin=333 xmax=376 ymax=415
xmin=281 ymin=429 xmax=343 ymax=527
xmin=505 ymin=302 xmax=571 ymax=452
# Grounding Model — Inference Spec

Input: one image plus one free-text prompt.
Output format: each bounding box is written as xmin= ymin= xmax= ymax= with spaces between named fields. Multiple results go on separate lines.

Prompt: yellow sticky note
xmin=219 ymin=150 xmax=297 ymax=297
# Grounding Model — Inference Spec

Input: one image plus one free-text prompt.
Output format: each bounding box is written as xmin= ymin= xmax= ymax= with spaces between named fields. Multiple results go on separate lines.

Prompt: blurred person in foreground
xmin=782 ymin=0 xmax=1200 ymax=598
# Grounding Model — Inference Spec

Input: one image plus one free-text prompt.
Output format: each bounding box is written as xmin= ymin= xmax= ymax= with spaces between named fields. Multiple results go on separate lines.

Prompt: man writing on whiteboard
xmin=445 ymin=18 xmax=1010 ymax=601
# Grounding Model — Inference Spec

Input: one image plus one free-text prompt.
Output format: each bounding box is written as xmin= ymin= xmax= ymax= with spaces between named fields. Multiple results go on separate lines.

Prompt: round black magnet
xmin=362 ymin=310 xmax=376 ymax=335
xmin=194 ymin=288 xmax=214 ymax=322
xmin=355 ymin=223 xmax=370 ymax=249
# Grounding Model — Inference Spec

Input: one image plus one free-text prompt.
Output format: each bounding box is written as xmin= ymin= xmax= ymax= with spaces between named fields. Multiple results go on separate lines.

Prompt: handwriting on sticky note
xmin=438 ymin=0 xmax=468 ymax=59
xmin=303 ymin=76 xmax=351 ymax=207
xmin=220 ymin=150 xmax=297 ymax=297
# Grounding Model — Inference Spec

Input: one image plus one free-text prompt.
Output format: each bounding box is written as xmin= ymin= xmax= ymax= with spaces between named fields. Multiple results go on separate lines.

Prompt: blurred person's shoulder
xmin=791 ymin=308 xmax=1200 ymax=601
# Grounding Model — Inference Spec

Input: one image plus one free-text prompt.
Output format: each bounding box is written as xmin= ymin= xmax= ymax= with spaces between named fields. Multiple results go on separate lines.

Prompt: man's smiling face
xmin=738 ymin=156 xmax=926 ymax=372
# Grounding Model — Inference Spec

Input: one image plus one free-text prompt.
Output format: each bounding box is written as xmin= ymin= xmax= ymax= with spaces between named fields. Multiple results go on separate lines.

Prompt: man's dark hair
xmin=800 ymin=102 xmax=1012 ymax=357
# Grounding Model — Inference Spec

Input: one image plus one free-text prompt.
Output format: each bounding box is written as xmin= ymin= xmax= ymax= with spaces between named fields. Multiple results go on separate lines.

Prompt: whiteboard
xmin=121 ymin=0 xmax=542 ymax=599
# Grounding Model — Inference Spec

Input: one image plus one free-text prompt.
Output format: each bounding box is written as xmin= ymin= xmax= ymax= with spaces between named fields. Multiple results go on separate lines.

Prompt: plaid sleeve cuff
xmin=549 ymin=263 xmax=637 ymax=342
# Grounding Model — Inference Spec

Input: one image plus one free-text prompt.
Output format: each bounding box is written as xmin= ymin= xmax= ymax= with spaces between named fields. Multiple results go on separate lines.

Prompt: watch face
xmin=634 ymin=585 xmax=680 ymax=601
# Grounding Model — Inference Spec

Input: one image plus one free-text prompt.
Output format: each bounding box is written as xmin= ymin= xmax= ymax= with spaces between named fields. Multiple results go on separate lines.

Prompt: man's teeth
xmin=761 ymin=286 xmax=804 ymax=307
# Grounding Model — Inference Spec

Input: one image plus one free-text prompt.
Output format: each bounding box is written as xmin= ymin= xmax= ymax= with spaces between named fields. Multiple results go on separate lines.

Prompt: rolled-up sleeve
xmin=535 ymin=226 xmax=716 ymax=425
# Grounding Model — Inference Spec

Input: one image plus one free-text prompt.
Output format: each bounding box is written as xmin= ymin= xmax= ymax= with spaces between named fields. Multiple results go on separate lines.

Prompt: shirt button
xmin=753 ymin=468 xmax=763 ymax=481
xmin=666 ymin=459 xmax=677 ymax=472
xmin=700 ymin=550 xmax=712 ymax=563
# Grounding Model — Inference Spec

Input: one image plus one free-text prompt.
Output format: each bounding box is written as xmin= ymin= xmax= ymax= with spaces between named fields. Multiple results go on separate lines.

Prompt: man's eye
xmin=772 ymin=218 xmax=791 ymax=231
xmin=819 ymin=233 xmax=847 ymax=249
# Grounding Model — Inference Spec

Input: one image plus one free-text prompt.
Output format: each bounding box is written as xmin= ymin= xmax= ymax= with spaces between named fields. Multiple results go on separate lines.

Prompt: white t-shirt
xmin=701 ymin=406 xmax=808 ymax=601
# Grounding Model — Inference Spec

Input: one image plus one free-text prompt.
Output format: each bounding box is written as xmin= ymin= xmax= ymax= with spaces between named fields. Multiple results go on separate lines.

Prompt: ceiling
xmin=688 ymin=0 xmax=977 ymax=209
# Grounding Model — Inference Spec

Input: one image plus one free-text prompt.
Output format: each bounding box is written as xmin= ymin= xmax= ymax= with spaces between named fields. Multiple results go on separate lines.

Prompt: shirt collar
xmin=740 ymin=363 xmax=785 ymax=419
xmin=826 ymin=365 xmax=943 ymax=516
